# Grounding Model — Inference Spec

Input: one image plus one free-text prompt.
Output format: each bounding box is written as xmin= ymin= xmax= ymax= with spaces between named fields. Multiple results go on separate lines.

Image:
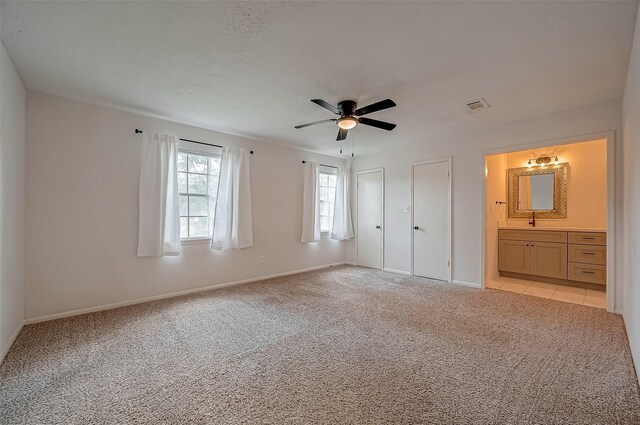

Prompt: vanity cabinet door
xmin=498 ymin=240 xmax=529 ymax=274
xmin=529 ymin=242 xmax=568 ymax=279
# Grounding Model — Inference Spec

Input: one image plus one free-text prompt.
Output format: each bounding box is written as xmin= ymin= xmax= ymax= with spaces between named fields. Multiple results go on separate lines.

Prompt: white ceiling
xmin=1 ymin=1 xmax=638 ymax=156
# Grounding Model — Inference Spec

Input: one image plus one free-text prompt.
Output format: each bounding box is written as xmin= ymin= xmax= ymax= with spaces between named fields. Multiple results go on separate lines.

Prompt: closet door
xmin=357 ymin=170 xmax=383 ymax=269
xmin=413 ymin=160 xmax=450 ymax=281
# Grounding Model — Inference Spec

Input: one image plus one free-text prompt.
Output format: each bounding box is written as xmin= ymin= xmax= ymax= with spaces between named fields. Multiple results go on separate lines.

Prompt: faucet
xmin=529 ymin=211 xmax=536 ymax=227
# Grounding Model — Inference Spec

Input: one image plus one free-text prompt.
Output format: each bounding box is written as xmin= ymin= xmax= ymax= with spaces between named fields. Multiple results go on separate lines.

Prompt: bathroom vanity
xmin=498 ymin=228 xmax=606 ymax=288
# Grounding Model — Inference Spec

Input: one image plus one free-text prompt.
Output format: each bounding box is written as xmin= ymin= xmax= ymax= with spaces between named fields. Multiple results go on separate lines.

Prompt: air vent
xmin=465 ymin=98 xmax=490 ymax=112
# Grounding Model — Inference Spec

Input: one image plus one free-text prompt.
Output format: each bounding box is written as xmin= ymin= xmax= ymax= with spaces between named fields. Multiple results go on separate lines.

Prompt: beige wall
xmin=503 ymin=139 xmax=607 ymax=229
xmin=347 ymin=99 xmax=623 ymax=311
xmin=25 ymin=92 xmax=347 ymax=320
xmin=622 ymin=3 xmax=640 ymax=381
xmin=0 ymin=43 xmax=26 ymax=363
xmin=485 ymin=154 xmax=507 ymax=282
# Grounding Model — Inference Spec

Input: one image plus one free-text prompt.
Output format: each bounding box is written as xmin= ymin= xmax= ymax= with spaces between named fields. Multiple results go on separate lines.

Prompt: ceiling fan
xmin=295 ymin=98 xmax=397 ymax=141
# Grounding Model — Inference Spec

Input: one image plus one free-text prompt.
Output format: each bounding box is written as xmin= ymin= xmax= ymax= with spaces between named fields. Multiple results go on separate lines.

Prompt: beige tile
xmin=492 ymin=276 xmax=514 ymax=283
xmin=584 ymin=289 xmax=606 ymax=309
xmin=555 ymin=285 xmax=587 ymax=295
xmin=486 ymin=280 xmax=506 ymax=289
xmin=552 ymin=290 xmax=586 ymax=305
xmin=586 ymin=289 xmax=606 ymax=300
xmin=584 ymin=296 xmax=607 ymax=309
xmin=528 ymin=281 xmax=559 ymax=291
xmin=486 ymin=275 xmax=524 ymax=289
xmin=524 ymin=285 xmax=556 ymax=299
xmin=501 ymin=280 xmax=530 ymax=294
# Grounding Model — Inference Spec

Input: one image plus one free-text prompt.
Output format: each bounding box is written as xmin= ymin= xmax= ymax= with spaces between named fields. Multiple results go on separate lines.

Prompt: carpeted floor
xmin=1 ymin=266 xmax=639 ymax=424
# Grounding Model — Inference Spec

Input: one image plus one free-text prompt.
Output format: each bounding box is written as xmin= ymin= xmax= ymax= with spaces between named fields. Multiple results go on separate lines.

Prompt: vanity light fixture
xmin=526 ymin=156 xmax=558 ymax=168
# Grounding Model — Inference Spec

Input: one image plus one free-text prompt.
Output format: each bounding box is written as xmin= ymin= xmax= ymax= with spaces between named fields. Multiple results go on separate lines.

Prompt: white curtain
xmin=137 ymin=133 xmax=181 ymax=257
xmin=301 ymin=161 xmax=321 ymax=243
xmin=211 ymin=146 xmax=253 ymax=250
xmin=331 ymin=167 xmax=354 ymax=240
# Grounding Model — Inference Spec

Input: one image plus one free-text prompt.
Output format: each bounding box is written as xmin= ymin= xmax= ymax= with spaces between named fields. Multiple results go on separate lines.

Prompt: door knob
xmin=414 ymin=226 xmax=419 ymax=230
xmin=376 ymin=225 xmax=381 ymax=229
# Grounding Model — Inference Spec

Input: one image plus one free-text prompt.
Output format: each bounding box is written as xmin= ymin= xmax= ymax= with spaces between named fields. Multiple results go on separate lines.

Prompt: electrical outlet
xmin=259 ymin=255 xmax=265 ymax=264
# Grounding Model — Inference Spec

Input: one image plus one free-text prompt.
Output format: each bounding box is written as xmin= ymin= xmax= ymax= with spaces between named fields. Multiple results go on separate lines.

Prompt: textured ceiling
xmin=1 ymin=1 xmax=638 ymax=156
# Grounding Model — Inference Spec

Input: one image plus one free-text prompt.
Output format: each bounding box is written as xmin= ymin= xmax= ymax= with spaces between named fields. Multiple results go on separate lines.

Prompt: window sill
xmin=181 ymin=238 xmax=211 ymax=245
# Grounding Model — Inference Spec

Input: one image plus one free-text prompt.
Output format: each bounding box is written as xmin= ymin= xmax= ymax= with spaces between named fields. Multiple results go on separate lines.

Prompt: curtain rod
xmin=135 ymin=129 xmax=253 ymax=154
xmin=301 ymin=160 xmax=338 ymax=169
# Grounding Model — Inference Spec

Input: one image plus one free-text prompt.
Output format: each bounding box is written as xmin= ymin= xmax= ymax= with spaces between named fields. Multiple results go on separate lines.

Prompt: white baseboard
xmin=383 ymin=268 xmax=411 ymax=276
xmin=453 ymin=279 xmax=482 ymax=289
xmin=24 ymin=262 xmax=347 ymax=325
xmin=0 ymin=322 xmax=24 ymax=365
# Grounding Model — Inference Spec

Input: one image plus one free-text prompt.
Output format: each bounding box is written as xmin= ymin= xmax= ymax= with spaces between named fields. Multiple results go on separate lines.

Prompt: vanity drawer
xmin=568 ymin=244 xmax=606 ymax=265
xmin=568 ymin=232 xmax=606 ymax=246
xmin=568 ymin=263 xmax=606 ymax=285
xmin=498 ymin=229 xmax=567 ymax=243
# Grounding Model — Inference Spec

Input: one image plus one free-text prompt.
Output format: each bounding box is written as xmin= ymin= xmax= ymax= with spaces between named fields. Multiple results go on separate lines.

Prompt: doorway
xmin=412 ymin=159 xmax=451 ymax=281
xmin=483 ymin=135 xmax=613 ymax=311
xmin=357 ymin=169 xmax=384 ymax=269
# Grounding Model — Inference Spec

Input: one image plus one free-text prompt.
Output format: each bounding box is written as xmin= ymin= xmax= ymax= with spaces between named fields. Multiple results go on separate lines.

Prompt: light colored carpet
xmin=1 ymin=265 xmax=639 ymax=424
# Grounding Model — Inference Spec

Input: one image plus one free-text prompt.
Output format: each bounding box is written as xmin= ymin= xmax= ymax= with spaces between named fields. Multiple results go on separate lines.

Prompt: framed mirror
xmin=507 ymin=163 xmax=568 ymax=219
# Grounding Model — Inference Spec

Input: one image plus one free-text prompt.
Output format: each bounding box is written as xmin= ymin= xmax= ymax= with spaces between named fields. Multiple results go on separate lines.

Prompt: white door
xmin=357 ymin=171 xmax=383 ymax=269
xmin=413 ymin=160 xmax=450 ymax=280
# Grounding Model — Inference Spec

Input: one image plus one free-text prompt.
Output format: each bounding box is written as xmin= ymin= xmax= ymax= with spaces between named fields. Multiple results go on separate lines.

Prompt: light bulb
xmin=337 ymin=117 xmax=358 ymax=130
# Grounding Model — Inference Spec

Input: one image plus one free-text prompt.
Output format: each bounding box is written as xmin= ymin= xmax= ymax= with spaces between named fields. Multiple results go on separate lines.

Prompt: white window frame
xmin=318 ymin=166 xmax=337 ymax=234
xmin=178 ymin=141 xmax=222 ymax=244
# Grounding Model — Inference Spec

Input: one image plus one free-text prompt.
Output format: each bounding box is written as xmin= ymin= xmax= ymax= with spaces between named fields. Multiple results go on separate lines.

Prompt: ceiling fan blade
xmin=294 ymin=119 xmax=336 ymax=129
xmin=358 ymin=117 xmax=397 ymax=131
xmin=311 ymin=99 xmax=339 ymax=115
xmin=354 ymin=99 xmax=396 ymax=116
xmin=337 ymin=128 xmax=348 ymax=141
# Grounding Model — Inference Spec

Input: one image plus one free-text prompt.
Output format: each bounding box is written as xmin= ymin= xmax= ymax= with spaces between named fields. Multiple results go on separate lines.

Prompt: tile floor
xmin=486 ymin=276 xmax=606 ymax=309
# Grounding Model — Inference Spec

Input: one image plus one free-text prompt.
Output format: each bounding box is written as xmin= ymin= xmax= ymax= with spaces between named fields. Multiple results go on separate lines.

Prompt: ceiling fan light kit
xmin=295 ymin=98 xmax=397 ymax=143
xmin=337 ymin=117 xmax=358 ymax=130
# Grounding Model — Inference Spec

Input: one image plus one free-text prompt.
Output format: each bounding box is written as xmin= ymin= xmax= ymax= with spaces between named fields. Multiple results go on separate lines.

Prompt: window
xmin=319 ymin=171 xmax=337 ymax=233
xmin=178 ymin=151 xmax=221 ymax=239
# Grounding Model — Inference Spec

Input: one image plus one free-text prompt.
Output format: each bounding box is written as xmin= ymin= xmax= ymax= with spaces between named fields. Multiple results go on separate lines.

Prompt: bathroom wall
xmin=503 ymin=138 xmax=607 ymax=229
xmin=485 ymin=153 xmax=507 ymax=282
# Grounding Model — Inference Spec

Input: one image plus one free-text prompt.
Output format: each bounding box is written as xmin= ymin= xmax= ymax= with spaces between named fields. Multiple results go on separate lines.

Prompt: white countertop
xmin=498 ymin=226 xmax=606 ymax=232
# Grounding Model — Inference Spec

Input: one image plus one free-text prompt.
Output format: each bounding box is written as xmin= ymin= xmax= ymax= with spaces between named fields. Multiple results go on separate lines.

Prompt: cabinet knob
xmin=414 ymin=226 xmax=419 ymax=230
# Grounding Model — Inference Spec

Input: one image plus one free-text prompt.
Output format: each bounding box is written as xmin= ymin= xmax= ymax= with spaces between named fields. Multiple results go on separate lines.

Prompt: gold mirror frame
xmin=507 ymin=163 xmax=568 ymax=219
